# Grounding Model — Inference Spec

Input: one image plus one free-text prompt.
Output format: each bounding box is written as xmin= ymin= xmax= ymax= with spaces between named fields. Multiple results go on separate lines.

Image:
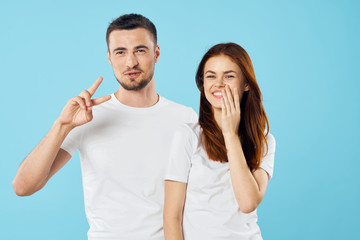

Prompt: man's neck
xmin=114 ymin=80 xmax=159 ymax=108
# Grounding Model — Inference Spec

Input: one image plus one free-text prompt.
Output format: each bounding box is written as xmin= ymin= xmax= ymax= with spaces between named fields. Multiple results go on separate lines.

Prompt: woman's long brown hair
xmin=196 ymin=43 xmax=269 ymax=171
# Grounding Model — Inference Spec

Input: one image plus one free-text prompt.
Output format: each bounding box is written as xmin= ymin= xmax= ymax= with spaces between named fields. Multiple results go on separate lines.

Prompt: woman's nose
xmin=214 ymin=77 xmax=225 ymax=87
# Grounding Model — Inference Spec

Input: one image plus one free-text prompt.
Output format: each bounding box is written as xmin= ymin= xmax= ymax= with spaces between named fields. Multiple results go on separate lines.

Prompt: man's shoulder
xmin=161 ymin=96 xmax=191 ymax=109
xmin=175 ymin=122 xmax=201 ymax=138
xmin=160 ymin=96 xmax=198 ymax=122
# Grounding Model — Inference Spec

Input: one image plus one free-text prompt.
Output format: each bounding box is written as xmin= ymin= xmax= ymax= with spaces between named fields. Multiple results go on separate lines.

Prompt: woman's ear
xmin=244 ymin=82 xmax=250 ymax=92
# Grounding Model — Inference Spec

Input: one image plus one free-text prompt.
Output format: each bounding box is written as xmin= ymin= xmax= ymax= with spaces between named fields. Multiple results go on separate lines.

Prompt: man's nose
xmin=126 ymin=53 xmax=139 ymax=68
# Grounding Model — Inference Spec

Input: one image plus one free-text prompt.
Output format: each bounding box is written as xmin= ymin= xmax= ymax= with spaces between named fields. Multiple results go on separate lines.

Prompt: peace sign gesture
xmin=58 ymin=77 xmax=111 ymax=129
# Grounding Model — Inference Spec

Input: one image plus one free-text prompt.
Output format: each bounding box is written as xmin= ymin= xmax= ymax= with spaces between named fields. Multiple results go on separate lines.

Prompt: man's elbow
xmin=12 ymin=179 xmax=37 ymax=197
xmin=13 ymin=182 xmax=28 ymax=196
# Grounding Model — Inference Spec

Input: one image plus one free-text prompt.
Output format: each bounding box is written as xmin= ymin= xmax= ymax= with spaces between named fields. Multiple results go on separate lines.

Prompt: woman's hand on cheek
xmin=221 ymin=85 xmax=241 ymax=137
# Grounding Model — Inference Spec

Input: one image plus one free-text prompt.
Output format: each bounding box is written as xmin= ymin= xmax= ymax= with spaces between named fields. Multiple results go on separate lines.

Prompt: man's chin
xmin=118 ymin=79 xmax=152 ymax=91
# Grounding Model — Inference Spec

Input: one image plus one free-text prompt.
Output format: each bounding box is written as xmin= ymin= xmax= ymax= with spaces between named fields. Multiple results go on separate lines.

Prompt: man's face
xmin=107 ymin=28 xmax=160 ymax=91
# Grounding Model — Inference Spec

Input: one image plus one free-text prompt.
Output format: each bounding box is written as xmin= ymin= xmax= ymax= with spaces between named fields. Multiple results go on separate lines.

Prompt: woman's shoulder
xmin=264 ymin=131 xmax=276 ymax=154
xmin=265 ymin=132 xmax=275 ymax=144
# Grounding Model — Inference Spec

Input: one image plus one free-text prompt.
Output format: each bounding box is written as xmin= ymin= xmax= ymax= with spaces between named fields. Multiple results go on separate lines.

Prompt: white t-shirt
xmin=61 ymin=94 xmax=197 ymax=240
xmin=165 ymin=123 xmax=276 ymax=240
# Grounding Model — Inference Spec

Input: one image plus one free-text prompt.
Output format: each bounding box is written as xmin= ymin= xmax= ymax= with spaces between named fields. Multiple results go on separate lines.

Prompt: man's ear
xmin=154 ymin=45 xmax=160 ymax=63
xmin=107 ymin=49 xmax=112 ymax=65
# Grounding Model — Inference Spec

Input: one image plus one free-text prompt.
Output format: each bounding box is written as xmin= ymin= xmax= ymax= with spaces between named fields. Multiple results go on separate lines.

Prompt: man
xmin=13 ymin=14 xmax=197 ymax=239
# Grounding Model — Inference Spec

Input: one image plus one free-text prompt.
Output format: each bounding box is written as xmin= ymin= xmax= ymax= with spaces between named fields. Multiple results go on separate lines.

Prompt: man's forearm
xmin=12 ymin=120 xmax=73 ymax=196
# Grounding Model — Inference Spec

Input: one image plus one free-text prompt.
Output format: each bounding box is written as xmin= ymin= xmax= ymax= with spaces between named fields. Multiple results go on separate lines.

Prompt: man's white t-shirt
xmin=61 ymin=94 xmax=197 ymax=240
xmin=165 ymin=123 xmax=276 ymax=240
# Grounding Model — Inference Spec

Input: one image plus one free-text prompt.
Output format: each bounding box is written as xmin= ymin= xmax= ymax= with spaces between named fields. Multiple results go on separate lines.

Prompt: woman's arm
xmin=225 ymin=134 xmax=269 ymax=213
xmin=163 ymin=180 xmax=187 ymax=240
xmin=221 ymin=86 xmax=270 ymax=213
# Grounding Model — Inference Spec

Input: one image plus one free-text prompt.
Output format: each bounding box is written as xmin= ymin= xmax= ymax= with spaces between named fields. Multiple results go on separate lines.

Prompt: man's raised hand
xmin=58 ymin=77 xmax=111 ymax=128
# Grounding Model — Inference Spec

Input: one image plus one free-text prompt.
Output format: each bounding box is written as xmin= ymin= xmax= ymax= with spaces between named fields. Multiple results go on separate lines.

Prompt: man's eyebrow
xmin=134 ymin=45 xmax=149 ymax=50
xmin=112 ymin=47 xmax=126 ymax=53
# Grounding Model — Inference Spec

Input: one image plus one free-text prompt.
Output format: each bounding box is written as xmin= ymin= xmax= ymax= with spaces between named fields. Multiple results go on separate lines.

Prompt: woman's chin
xmin=211 ymin=104 xmax=222 ymax=112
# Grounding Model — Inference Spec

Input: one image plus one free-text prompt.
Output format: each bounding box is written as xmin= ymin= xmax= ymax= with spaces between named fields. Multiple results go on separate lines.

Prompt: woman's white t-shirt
xmin=165 ymin=123 xmax=276 ymax=240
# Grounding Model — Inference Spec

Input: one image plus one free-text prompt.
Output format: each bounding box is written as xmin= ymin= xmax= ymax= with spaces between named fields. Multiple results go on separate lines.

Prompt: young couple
xmin=13 ymin=13 xmax=275 ymax=240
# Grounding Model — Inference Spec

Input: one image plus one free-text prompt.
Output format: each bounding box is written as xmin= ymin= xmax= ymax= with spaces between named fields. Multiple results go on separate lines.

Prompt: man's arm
xmin=13 ymin=77 xmax=111 ymax=196
xmin=13 ymin=121 xmax=73 ymax=196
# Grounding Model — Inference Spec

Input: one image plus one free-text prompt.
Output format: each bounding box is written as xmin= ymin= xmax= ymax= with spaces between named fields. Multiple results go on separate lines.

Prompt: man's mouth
xmin=125 ymin=71 xmax=141 ymax=79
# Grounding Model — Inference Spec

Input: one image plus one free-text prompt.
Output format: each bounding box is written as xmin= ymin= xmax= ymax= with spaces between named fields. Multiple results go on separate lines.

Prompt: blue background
xmin=1 ymin=0 xmax=359 ymax=239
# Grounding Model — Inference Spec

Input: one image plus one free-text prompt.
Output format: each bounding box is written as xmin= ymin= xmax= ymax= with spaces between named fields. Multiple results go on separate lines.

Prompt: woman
xmin=163 ymin=43 xmax=276 ymax=240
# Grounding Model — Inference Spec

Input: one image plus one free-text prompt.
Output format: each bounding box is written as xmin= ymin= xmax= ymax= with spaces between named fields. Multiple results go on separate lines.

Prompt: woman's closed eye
xmin=225 ymin=75 xmax=235 ymax=79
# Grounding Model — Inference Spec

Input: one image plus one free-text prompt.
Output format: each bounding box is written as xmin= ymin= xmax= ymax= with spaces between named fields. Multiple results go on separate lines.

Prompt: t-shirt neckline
xmin=110 ymin=93 xmax=164 ymax=112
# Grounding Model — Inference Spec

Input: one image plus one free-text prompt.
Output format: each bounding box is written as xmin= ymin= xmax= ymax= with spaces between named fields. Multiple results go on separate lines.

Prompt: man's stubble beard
xmin=116 ymin=72 xmax=154 ymax=91
xmin=115 ymin=65 xmax=155 ymax=91
xmin=117 ymin=76 xmax=152 ymax=91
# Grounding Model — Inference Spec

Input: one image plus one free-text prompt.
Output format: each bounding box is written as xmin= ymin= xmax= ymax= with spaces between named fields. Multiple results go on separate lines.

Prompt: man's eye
xmin=136 ymin=49 xmax=146 ymax=53
xmin=116 ymin=51 xmax=125 ymax=55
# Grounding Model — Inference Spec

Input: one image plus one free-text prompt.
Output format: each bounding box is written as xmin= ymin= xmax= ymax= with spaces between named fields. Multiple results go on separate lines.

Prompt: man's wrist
xmin=53 ymin=119 xmax=74 ymax=136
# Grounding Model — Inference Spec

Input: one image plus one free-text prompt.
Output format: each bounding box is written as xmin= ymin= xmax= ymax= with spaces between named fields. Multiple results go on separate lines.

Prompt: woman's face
xmin=203 ymin=55 xmax=249 ymax=110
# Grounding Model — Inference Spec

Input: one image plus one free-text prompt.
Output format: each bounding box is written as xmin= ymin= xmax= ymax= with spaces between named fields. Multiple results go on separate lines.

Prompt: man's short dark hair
xmin=106 ymin=14 xmax=157 ymax=48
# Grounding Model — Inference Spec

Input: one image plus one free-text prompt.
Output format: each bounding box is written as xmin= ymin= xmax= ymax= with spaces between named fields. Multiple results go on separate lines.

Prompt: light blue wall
xmin=1 ymin=0 xmax=359 ymax=239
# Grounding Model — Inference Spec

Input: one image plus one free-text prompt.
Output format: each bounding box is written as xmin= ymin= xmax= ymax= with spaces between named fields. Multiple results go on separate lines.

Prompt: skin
xmin=12 ymin=78 xmax=111 ymax=196
xmin=107 ymin=28 xmax=160 ymax=107
xmin=164 ymin=55 xmax=270 ymax=240
xmin=13 ymin=28 xmax=160 ymax=196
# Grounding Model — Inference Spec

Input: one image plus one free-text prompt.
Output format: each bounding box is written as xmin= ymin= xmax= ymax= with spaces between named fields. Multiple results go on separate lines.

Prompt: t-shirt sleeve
xmin=60 ymin=125 xmax=84 ymax=156
xmin=259 ymin=133 xmax=276 ymax=180
xmin=164 ymin=124 xmax=196 ymax=183
xmin=189 ymin=108 xmax=198 ymax=123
